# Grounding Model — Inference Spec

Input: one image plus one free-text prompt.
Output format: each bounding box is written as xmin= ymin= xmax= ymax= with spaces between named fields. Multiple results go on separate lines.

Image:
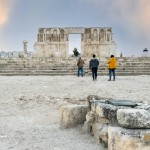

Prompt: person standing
xmin=89 ymin=54 xmax=99 ymax=81
xmin=77 ymin=57 xmax=85 ymax=77
xmin=107 ymin=55 xmax=116 ymax=81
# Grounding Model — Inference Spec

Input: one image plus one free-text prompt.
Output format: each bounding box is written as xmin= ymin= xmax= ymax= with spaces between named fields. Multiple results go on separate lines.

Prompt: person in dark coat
xmin=89 ymin=54 xmax=99 ymax=81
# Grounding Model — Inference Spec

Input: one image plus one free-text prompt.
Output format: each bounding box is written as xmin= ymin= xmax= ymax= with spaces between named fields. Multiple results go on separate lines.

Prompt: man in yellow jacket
xmin=107 ymin=55 xmax=116 ymax=81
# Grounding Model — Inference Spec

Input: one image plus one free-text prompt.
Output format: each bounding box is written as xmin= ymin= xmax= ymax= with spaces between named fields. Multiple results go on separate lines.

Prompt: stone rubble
xmin=60 ymin=95 xmax=150 ymax=149
xmin=108 ymin=126 xmax=150 ymax=150
xmin=117 ymin=109 xmax=150 ymax=129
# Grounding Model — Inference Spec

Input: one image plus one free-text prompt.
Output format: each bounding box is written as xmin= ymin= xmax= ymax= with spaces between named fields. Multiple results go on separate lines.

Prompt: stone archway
xmin=34 ymin=27 xmax=117 ymax=58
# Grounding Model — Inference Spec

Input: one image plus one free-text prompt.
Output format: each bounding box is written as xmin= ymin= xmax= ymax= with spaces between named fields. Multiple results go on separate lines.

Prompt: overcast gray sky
xmin=0 ymin=0 xmax=150 ymax=56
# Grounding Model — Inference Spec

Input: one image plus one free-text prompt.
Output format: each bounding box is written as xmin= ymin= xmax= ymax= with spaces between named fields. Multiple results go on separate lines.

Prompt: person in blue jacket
xmin=89 ymin=54 xmax=99 ymax=81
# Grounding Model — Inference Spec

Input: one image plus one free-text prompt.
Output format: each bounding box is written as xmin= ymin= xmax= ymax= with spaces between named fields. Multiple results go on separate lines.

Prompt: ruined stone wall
xmin=34 ymin=27 xmax=117 ymax=58
xmin=34 ymin=28 xmax=68 ymax=58
xmin=81 ymin=28 xmax=116 ymax=58
xmin=59 ymin=96 xmax=150 ymax=150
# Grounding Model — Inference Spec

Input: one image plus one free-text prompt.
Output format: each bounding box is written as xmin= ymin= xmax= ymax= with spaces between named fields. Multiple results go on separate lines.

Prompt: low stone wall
xmin=84 ymin=96 xmax=150 ymax=149
xmin=59 ymin=95 xmax=150 ymax=149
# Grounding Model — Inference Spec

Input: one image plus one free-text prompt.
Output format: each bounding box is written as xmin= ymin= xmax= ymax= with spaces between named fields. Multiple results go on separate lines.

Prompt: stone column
xmin=44 ymin=34 xmax=46 ymax=41
xmin=23 ymin=41 xmax=28 ymax=54
xmin=65 ymin=34 xmax=69 ymax=58
xmin=45 ymin=34 xmax=46 ymax=41
xmin=111 ymin=33 xmax=114 ymax=41
xmin=110 ymin=33 xmax=112 ymax=42
xmin=23 ymin=40 xmax=28 ymax=58
xmin=105 ymin=32 xmax=107 ymax=42
xmin=37 ymin=34 xmax=39 ymax=42
xmin=107 ymin=33 xmax=111 ymax=42
xmin=43 ymin=34 xmax=45 ymax=41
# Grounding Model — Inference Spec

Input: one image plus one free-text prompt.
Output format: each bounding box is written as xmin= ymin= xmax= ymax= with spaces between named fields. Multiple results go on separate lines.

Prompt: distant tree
xmin=73 ymin=47 xmax=80 ymax=57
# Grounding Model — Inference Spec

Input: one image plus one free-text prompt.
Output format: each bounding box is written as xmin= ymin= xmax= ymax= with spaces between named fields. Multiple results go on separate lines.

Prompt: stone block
xmin=99 ymin=124 xmax=109 ymax=144
xmin=108 ymin=126 xmax=150 ymax=150
xmin=105 ymin=100 xmax=137 ymax=108
xmin=82 ymin=111 xmax=95 ymax=134
xmin=117 ymin=109 xmax=150 ymax=128
xmin=96 ymin=103 xmax=117 ymax=122
xmin=82 ymin=121 xmax=92 ymax=134
xmin=87 ymin=95 xmax=111 ymax=110
xmin=91 ymin=103 xmax=96 ymax=112
xmin=135 ymin=103 xmax=150 ymax=112
xmin=86 ymin=111 xmax=95 ymax=123
xmin=87 ymin=95 xmax=101 ymax=109
xmin=59 ymin=105 xmax=88 ymax=128
xmin=91 ymin=100 xmax=106 ymax=112
xmin=95 ymin=115 xmax=110 ymax=124
xmin=92 ymin=123 xmax=108 ymax=144
xmin=92 ymin=123 xmax=104 ymax=142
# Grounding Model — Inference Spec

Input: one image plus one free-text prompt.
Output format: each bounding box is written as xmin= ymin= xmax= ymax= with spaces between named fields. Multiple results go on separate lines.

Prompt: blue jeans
xmin=109 ymin=69 xmax=116 ymax=80
xmin=78 ymin=67 xmax=83 ymax=77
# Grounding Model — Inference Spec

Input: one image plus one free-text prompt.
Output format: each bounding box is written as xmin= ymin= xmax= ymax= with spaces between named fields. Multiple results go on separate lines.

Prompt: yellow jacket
xmin=107 ymin=57 xmax=116 ymax=69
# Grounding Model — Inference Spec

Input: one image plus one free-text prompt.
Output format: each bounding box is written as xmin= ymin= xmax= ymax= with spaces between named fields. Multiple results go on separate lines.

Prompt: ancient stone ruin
xmin=34 ymin=27 xmax=117 ymax=58
xmin=59 ymin=95 xmax=150 ymax=150
xmin=0 ymin=27 xmax=150 ymax=76
xmin=0 ymin=57 xmax=150 ymax=76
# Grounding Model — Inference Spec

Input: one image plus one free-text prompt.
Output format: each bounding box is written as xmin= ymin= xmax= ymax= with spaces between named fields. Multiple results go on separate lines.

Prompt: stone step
xmin=0 ymin=66 xmax=150 ymax=69
xmin=0 ymin=58 xmax=150 ymax=76
xmin=0 ymin=72 xmax=150 ymax=76
xmin=0 ymin=69 xmax=149 ymax=73
xmin=1 ymin=69 xmax=150 ymax=72
xmin=1 ymin=61 xmax=150 ymax=65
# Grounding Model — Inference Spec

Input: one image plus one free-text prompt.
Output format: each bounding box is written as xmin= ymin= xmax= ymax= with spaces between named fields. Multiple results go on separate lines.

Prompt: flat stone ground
xmin=0 ymin=75 xmax=150 ymax=150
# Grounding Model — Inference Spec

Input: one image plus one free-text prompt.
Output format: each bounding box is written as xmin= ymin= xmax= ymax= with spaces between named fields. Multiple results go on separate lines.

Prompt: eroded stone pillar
xmin=23 ymin=40 xmax=28 ymax=54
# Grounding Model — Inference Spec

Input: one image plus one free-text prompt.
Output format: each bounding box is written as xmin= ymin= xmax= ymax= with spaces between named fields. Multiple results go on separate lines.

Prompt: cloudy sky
xmin=0 ymin=0 xmax=150 ymax=56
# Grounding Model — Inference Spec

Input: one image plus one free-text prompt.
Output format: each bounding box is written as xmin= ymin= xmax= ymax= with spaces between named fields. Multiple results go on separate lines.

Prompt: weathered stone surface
xmin=108 ymin=126 xmax=150 ymax=150
xmin=135 ymin=103 xmax=150 ymax=112
xmin=86 ymin=111 xmax=95 ymax=123
xmin=87 ymin=95 xmax=101 ymax=109
xmin=96 ymin=103 xmax=117 ymax=122
xmin=105 ymin=100 xmax=137 ymax=108
xmin=117 ymin=109 xmax=150 ymax=128
xmin=87 ymin=95 xmax=101 ymax=102
xmin=82 ymin=111 xmax=95 ymax=134
xmin=82 ymin=121 xmax=92 ymax=134
xmin=34 ymin=27 xmax=116 ymax=58
xmin=99 ymin=124 xmax=109 ymax=144
xmin=59 ymin=105 xmax=88 ymax=128
xmin=92 ymin=123 xmax=108 ymax=144
xmin=92 ymin=123 xmax=104 ymax=142
xmin=91 ymin=100 xmax=107 ymax=112
xmin=95 ymin=116 xmax=110 ymax=124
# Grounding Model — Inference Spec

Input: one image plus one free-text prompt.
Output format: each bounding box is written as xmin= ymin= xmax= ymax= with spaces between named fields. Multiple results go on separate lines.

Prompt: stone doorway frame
xmin=34 ymin=27 xmax=117 ymax=58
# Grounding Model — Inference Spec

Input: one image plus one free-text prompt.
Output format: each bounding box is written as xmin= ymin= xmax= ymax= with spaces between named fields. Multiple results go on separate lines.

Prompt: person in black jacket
xmin=89 ymin=54 xmax=99 ymax=81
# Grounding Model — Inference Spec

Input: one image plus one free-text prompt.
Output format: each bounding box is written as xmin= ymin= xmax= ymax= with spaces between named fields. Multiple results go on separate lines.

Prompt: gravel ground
xmin=0 ymin=75 xmax=150 ymax=150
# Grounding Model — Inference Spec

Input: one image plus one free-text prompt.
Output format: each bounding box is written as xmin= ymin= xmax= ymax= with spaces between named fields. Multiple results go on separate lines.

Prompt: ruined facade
xmin=34 ymin=27 xmax=117 ymax=58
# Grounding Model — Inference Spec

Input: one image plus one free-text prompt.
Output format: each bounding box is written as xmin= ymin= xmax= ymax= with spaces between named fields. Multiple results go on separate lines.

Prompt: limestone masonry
xmin=34 ymin=27 xmax=117 ymax=58
xmin=0 ymin=57 xmax=150 ymax=76
xmin=60 ymin=95 xmax=150 ymax=150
